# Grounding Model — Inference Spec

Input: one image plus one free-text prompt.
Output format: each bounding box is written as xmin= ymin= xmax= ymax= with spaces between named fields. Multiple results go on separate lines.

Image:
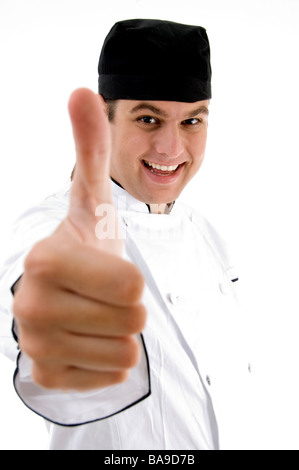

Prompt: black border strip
xmin=12 ymin=333 xmax=151 ymax=427
xmin=10 ymin=274 xmax=23 ymax=296
xmin=11 ymin=273 xmax=151 ymax=427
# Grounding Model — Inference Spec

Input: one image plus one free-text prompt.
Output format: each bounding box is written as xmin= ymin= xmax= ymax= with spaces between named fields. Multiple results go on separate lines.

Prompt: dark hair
xmin=104 ymin=98 xmax=118 ymax=122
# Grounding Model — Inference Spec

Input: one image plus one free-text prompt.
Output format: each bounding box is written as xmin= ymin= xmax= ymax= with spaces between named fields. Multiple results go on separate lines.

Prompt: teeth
xmin=145 ymin=161 xmax=179 ymax=172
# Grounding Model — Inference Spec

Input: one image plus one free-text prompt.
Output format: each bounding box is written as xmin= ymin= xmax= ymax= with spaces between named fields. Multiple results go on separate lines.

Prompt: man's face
xmin=109 ymin=99 xmax=209 ymax=205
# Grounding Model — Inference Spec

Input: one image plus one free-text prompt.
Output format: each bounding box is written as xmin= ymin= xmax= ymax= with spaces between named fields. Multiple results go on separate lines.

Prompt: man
xmin=0 ymin=19 xmax=251 ymax=450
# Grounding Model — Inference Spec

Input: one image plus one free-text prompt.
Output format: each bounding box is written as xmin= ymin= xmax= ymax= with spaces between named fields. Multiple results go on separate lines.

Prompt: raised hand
xmin=13 ymin=89 xmax=146 ymax=392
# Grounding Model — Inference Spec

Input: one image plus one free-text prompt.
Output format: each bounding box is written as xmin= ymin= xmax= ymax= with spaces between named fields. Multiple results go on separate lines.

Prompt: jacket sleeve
xmin=13 ymin=335 xmax=150 ymax=426
xmin=0 ymin=190 xmax=70 ymax=362
xmin=0 ymin=185 xmax=151 ymax=426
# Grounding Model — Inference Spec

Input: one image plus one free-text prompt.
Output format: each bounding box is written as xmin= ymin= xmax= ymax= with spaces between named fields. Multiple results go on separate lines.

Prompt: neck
xmin=149 ymin=203 xmax=174 ymax=214
xmin=110 ymin=177 xmax=175 ymax=214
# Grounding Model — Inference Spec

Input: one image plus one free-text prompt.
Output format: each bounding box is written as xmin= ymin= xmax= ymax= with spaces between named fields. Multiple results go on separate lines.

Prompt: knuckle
xmin=19 ymin=329 xmax=64 ymax=363
xmin=31 ymin=365 xmax=50 ymax=388
xmin=31 ymin=364 xmax=62 ymax=390
xmin=24 ymin=239 xmax=59 ymax=280
xmin=13 ymin=290 xmax=40 ymax=324
xmin=19 ymin=335 xmax=49 ymax=361
xmin=118 ymin=336 xmax=140 ymax=369
xmin=12 ymin=294 xmax=27 ymax=323
xmin=124 ymin=304 xmax=147 ymax=335
xmin=109 ymin=370 xmax=129 ymax=385
xmin=81 ymin=371 xmax=130 ymax=391
xmin=119 ymin=262 xmax=145 ymax=305
xmin=19 ymin=335 xmax=40 ymax=360
xmin=13 ymin=284 xmax=52 ymax=328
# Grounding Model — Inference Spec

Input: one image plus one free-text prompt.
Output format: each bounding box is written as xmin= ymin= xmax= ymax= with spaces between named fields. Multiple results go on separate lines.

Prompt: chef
xmin=0 ymin=19 xmax=253 ymax=450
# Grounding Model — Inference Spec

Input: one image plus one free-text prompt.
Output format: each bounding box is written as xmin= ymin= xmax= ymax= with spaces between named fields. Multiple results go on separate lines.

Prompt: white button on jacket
xmin=0 ymin=181 xmax=253 ymax=450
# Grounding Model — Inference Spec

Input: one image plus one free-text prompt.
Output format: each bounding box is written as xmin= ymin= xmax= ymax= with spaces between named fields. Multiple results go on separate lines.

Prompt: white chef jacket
xmin=0 ymin=180 xmax=253 ymax=450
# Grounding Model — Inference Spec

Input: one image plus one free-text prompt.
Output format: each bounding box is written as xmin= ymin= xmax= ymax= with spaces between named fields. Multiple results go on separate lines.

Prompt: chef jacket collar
xmin=111 ymin=178 xmax=175 ymax=215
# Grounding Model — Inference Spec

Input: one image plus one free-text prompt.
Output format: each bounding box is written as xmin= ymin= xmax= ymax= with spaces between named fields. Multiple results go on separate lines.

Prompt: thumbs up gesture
xmin=13 ymin=89 xmax=146 ymax=392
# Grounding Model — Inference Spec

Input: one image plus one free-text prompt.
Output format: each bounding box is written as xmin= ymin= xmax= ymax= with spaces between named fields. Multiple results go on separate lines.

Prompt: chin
xmin=143 ymin=190 xmax=182 ymax=205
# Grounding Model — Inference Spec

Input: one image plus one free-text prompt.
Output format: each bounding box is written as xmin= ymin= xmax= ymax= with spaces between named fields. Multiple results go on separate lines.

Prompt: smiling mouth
xmin=142 ymin=160 xmax=182 ymax=176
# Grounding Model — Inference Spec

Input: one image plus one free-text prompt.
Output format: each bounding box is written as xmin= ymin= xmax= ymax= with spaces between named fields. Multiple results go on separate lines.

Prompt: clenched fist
xmin=13 ymin=89 xmax=146 ymax=392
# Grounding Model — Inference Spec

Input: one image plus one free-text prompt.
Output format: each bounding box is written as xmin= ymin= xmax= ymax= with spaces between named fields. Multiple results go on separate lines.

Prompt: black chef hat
xmin=98 ymin=19 xmax=212 ymax=103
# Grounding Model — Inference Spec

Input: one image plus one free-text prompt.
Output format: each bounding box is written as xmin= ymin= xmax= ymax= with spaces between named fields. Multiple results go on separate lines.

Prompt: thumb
xmin=65 ymin=88 xmax=122 ymax=255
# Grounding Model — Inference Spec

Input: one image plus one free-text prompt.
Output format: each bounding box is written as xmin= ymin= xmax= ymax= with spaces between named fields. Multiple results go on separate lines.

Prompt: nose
xmin=153 ymin=124 xmax=184 ymax=160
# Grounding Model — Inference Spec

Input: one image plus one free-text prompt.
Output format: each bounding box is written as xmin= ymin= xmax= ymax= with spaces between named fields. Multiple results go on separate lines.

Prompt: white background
xmin=0 ymin=0 xmax=299 ymax=450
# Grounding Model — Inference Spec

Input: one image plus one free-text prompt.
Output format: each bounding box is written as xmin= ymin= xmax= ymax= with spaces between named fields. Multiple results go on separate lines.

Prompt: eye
xmin=137 ymin=116 xmax=159 ymax=125
xmin=182 ymin=118 xmax=202 ymax=126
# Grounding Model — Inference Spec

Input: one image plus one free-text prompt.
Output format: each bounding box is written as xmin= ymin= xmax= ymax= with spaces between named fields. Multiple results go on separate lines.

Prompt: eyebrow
xmin=129 ymin=102 xmax=209 ymax=119
xmin=187 ymin=106 xmax=209 ymax=118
